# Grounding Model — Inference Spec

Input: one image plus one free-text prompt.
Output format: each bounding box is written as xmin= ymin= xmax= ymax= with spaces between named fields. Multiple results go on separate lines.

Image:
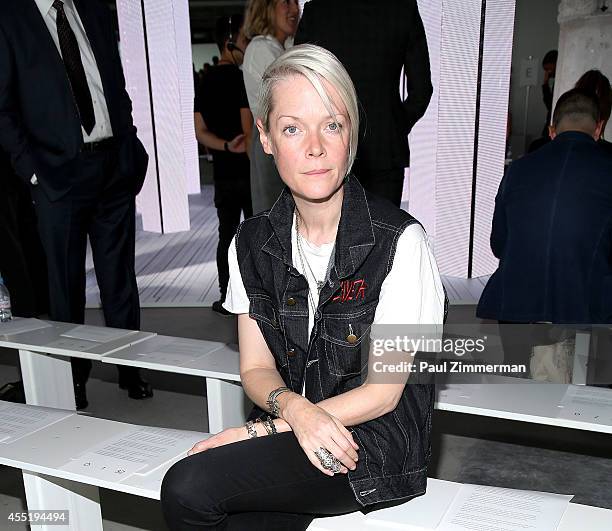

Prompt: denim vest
xmin=235 ymin=175 xmax=436 ymax=507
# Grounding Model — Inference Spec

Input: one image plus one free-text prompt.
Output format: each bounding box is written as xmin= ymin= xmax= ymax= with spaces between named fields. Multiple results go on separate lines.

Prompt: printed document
xmin=438 ymin=484 xmax=572 ymax=531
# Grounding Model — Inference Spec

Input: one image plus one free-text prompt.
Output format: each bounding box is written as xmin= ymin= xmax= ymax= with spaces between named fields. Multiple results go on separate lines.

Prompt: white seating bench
xmin=2 ymin=319 xmax=612 ymax=435
xmin=1 ymin=402 xmax=610 ymax=531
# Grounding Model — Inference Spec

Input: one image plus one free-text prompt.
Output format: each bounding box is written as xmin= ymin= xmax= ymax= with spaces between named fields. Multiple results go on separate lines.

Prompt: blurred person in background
xmin=194 ymin=15 xmax=253 ymax=315
xmin=295 ymin=0 xmax=432 ymax=207
xmin=243 ymin=0 xmax=300 ymax=214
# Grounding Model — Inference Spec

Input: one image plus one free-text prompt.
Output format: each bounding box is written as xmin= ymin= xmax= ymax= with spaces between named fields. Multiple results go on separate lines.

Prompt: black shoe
xmin=74 ymin=382 xmax=88 ymax=410
xmin=212 ymin=300 xmax=231 ymax=316
xmin=119 ymin=378 xmax=153 ymax=400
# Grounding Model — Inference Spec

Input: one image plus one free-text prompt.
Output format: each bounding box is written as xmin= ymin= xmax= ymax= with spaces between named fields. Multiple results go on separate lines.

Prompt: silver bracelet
xmin=262 ymin=416 xmax=277 ymax=435
xmin=266 ymin=386 xmax=291 ymax=417
xmin=245 ymin=420 xmax=258 ymax=439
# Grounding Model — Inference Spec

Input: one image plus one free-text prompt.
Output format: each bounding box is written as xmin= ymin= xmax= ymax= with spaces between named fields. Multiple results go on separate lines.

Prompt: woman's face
xmin=258 ymin=74 xmax=350 ymax=203
xmin=273 ymin=0 xmax=300 ymax=43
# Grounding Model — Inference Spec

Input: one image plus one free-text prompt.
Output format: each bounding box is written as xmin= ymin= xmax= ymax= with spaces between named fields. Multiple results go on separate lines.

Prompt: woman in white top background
xmin=243 ymin=0 xmax=300 ymax=214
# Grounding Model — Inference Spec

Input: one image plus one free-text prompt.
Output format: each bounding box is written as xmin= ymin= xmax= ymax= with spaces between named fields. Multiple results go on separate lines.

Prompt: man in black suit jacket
xmin=478 ymin=89 xmax=612 ymax=326
xmin=295 ymin=0 xmax=432 ymax=206
xmin=0 ymin=0 xmax=151 ymax=408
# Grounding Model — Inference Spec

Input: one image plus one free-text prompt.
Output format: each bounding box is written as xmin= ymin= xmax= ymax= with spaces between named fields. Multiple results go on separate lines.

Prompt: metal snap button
xmin=347 ymin=324 xmax=357 ymax=344
xmin=287 ymin=297 xmax=296 ymax=306
xmin=287 ymin=348 xmax=296 ymax=357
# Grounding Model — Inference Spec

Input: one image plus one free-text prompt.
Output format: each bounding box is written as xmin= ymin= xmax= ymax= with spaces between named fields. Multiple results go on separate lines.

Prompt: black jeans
xmin=161 ymin=431 xmax=364 ymax=530
xmin=214 ymin=176 xmax=252 ymax=299
xmin=31 ymin=147 xmax=140 ymax=385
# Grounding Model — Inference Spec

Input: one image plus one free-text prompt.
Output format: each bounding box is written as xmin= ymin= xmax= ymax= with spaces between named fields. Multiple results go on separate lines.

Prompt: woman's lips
xmin=304 ymin=169 xmax=331 ymax=175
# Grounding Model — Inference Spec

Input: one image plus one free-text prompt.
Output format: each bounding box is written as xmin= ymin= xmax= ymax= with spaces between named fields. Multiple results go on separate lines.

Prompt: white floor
xmin=85 ymin=185 xmax=490 ymax=308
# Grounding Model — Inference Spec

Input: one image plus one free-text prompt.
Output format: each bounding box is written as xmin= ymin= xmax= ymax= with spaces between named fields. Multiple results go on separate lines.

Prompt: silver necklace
xmin=295 ymin=212 xmax=335 ymax=314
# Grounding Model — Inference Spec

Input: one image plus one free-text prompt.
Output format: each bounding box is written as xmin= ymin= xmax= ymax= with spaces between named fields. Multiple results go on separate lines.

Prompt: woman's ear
xmin=256 ymin=119 xmax=274 ymax=156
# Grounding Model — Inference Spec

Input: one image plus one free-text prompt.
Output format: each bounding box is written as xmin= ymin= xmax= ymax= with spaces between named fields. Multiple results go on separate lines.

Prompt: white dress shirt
xmin=34 ymin=0 xmax=113 ymax=143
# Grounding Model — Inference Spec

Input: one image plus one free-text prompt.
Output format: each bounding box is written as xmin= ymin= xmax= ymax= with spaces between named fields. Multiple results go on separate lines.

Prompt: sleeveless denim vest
xmin=235 ymin=175 xmax=437 ymax=507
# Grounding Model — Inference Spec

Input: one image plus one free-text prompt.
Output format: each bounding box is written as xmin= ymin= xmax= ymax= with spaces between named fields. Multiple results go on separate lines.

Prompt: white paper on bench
xmin=0 ymin=318 xmax=52 ymax=337
xmin=0 ymin=401 xmax=74 ymax=444
xmin=61 ymin=325 xmax=137 ymax=343
xmin=60 ymin=426 xmax=209 ymax=482
xmin=556 ymin=386 xmax=612 ymax=425
xmin=438 ymin=484 xmax=573 ymax=531
xmin=140 ymin=338 xmax=221 ymax=365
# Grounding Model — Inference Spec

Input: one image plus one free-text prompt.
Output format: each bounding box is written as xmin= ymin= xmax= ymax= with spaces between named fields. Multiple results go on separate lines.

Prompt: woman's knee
xmin=161 ymin=453 xmax=224 ymax=516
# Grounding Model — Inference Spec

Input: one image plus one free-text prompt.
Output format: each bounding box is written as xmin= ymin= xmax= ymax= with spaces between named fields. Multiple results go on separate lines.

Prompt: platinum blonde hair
xmin=258 ymin=44 xmax=359 ymax=175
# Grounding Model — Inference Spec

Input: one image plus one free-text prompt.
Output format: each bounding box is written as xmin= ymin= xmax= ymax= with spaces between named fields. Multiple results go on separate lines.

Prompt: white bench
xmin=1 ymin=402 xmax=610 ymax=531
xmin=0 ymin=401 xmax=207 ymax=531
xmin=0 ymin=318 xmax=155 ymax=410
xmin=3 ymin=319 xmax=611 ymax=435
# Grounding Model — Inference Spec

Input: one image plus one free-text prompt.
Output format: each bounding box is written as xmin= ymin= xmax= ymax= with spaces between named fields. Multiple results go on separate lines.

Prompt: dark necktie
xmin=53 ymin=0 xmax=96 ymax=134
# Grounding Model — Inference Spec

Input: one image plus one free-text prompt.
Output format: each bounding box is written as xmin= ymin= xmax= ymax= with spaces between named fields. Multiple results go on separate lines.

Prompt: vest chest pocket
xmin=320 ymin=303 xmax=376 ymax=377
xmin=249 ymin=296 xmax=288 ymax=367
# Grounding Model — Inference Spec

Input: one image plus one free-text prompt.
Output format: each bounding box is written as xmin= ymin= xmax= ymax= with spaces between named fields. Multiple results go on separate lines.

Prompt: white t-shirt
xmin=223 ymin=216 xmax=446 ymax=337
xmin=242 ymin=35 xmax=286 ymax=118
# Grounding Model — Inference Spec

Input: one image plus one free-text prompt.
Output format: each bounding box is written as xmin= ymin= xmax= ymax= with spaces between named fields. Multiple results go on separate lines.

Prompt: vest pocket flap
xmin=321 ymin=305 xmax=376 ymax=348
xmin=249 ymin=296 xmax=280 ymax=330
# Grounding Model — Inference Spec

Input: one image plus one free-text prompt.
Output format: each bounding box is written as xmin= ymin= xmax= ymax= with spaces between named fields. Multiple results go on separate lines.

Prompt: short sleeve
xmin=222 ymin=236 xmax=250 ymax=314
xmin=373 ymin=224 xmax=445 ymax=326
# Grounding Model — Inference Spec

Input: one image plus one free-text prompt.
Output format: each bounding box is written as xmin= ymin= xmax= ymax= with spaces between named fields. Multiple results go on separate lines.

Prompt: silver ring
xmin=314 ymin=447 xmax=343 ymax=473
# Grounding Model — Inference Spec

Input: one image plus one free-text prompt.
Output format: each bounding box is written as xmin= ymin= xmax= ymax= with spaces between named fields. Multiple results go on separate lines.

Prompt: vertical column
xmin=434 ymin=0 xmax=482 ymax=277
xmin=116 ymin=0 xmax=193 ymax=233
xmin=471 ymin=0 xmax=515 ymax=277
xmin=173 ymin=0 xmax=201 ymax=195
xmin=408 ymin=0 xmax=514 ymax=278
xmin=143 ymin=0 xmax=191 ymax=233
xmin=407 ymin=0 xmax=443 ymax=238
xmin=116 ymin=0 xmax=161 ymax=232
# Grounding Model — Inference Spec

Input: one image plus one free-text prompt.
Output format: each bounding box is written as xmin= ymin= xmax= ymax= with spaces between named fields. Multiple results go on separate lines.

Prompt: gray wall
xmin=508 ymin=0 xmax=560 ymax=158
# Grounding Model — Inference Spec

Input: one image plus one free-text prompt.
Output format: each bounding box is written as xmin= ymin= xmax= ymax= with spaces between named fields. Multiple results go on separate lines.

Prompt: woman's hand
xmin=283 ymin=397 xmax=359 ymax=476
xmin=188 ymin=427 xmax=245 ymax=456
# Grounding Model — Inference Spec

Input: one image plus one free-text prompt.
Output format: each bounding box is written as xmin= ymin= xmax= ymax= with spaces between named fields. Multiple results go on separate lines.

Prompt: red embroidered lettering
xmin=332 ymin=279 xmax=366 ymax=303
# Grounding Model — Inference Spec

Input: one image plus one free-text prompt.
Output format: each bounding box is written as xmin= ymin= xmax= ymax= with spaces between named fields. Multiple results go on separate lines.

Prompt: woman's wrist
xmin=278 ymin=392 xmax=307 ymax=423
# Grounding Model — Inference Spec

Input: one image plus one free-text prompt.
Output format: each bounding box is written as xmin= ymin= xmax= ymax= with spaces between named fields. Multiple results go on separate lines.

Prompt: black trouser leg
xmin=214 ymin=177 xmax=251 ymax=299
xmin=31 ymin=150 xmax=141 ymax=385
xmin=161 ymin=432 xmax=362 ymax=531
xmin=31 ymin=168 xmax=92 ymax=384
xmin=88 ymin=150 xmax=141 ymax=383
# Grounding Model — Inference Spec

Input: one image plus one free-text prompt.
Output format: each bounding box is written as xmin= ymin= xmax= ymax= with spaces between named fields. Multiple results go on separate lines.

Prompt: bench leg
xmin=205 ymin=378 xmax=251 ymax=433
xmin=19 ymin=350 xmax=76 ymax=410
xmin=22 ymin=471 xmax=102 ymax=531
xmin=572 ymin=332 xmax=590 ymax=386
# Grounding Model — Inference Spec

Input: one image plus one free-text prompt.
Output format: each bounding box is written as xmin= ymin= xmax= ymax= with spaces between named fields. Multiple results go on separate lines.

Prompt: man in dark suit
xmin=0 ymin=0 xmax=152 ymax=408
xmin=478 ymin=89 xmax=612 ymax=326
xmin=295 ymin=0 xmax=432 ymax=206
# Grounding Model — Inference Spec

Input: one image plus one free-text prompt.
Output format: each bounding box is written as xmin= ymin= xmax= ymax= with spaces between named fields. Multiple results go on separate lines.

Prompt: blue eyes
xmin=282 ymin=123 xmax=343 ymax=136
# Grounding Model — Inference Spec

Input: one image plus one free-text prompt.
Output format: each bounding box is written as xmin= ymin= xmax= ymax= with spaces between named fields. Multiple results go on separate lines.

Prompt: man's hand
xmin=228 ymin=134 xmax=246 ymax=153
xmin=187 ymin=427 xmax=246 ymax=455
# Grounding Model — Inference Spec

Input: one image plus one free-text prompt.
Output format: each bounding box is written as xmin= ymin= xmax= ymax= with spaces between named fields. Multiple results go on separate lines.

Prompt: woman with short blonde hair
xmin=161 ymin=45 xmax=445 ymax=531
